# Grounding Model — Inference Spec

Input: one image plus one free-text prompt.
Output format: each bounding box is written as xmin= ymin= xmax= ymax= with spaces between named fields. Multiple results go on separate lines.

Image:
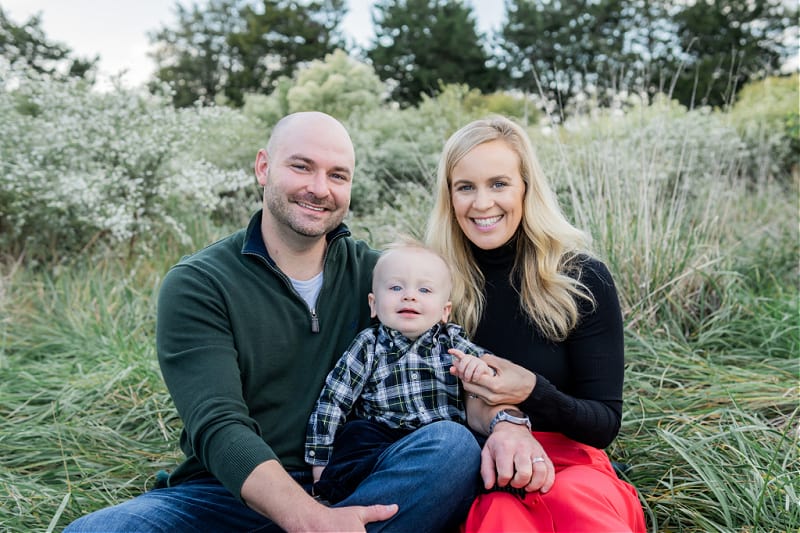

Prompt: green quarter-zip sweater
xmin=156 ymin=210 xmax=379 ymax=500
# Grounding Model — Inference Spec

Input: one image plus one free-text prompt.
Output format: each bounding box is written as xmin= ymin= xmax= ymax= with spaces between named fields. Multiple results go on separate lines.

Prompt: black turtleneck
xmin=470 ymin=242 xmax=624 ymax=449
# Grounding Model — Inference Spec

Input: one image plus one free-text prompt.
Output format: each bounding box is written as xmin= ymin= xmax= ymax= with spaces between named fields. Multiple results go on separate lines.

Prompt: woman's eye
xmin=455 ymin=184 xmax=473 ymax=192
xmin=492 ymin=181 xmax=507 ymax=189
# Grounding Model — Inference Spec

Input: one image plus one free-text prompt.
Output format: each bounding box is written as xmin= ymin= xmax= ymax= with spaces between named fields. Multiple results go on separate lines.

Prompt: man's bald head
xmin=266 ymin=112 xmax=354 ymax=165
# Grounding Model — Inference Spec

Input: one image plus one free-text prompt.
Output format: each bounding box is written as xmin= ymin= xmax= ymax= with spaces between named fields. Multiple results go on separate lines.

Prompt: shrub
xmin=729 ymin=74 xmax=800 ymax=181
xmin=287 ymin=49 xmax=385 ymax=121
xmin=240 ymin=50 xmax=385 ymax=129
xmin=480 ymin=90 xmax=540 ymax=124
xmin=0 ymin=66 xmax=256 ymax=263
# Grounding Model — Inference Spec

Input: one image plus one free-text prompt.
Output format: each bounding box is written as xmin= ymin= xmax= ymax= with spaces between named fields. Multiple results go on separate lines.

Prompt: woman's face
xmin=450 ymin=140 xmax=526 ymax=250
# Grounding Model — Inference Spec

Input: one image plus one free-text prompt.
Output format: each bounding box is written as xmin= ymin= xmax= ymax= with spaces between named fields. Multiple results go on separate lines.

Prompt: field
xmin=1 ymin=68 xmax=798 ymax=531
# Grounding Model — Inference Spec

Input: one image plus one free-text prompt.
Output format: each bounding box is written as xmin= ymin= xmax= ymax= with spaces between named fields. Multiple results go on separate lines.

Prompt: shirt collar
xmin=377 ymin=321 xmax=446 ymax=349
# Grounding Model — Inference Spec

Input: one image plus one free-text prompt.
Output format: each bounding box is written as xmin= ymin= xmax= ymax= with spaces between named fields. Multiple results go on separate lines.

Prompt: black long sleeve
xmin=472 ymin=246 xmax=625 ymax=449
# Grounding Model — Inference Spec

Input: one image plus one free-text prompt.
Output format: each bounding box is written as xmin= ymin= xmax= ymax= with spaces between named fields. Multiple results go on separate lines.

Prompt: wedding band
xmin=532 ymin=457 xmax=545 ymax=464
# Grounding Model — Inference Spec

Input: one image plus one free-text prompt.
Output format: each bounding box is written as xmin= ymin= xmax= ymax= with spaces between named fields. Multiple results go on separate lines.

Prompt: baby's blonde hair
xmin=372 ymin=236 xmax=453 ymax=297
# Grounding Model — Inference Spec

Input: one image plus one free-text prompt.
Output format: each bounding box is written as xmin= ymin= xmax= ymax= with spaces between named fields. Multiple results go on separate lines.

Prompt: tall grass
xmin=0 ymin=220 xmax=231 ymax=531
xmin=1 ymin=98 xmax=797 ymax=531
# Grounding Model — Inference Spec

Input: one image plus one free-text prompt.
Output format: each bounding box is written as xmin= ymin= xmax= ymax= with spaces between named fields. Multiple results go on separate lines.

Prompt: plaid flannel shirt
xmin=305 ymin=322 xmax=485 ymax=466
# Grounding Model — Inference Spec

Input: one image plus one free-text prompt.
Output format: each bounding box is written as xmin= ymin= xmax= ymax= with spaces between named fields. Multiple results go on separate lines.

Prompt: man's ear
xmin=255 ymin=149 xmax=269 ymax=186
xmin=368 ymin=293 xmax=378 ymax=318
xmin=441 ymin=301 xmax=452 ymax=323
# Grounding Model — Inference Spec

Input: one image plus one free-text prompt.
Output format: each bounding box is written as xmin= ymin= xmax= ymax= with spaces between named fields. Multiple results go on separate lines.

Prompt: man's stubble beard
xmin=263 ymin=178 xmax=346 ymax=238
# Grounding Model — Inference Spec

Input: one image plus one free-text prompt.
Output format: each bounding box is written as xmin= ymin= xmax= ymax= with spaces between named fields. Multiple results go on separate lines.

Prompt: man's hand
xmin=241 ymin=460 xmax=398 ymax=532
xmin=301 ymin=504 xmax=399 ymax=532
xmin=480 ymin=423 xmax=555 ymax=494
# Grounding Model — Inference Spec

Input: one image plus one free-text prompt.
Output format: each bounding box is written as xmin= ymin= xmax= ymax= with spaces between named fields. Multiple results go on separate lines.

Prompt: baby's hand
xmin=450 ymin=348 xmax=492 ymax=383
xmin=312 ymin=465 xmax=325 ymax=483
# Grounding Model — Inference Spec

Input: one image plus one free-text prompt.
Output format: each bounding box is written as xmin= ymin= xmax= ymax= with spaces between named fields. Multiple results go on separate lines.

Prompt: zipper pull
xmin=310 ymin=308 xmax=320 ymax=333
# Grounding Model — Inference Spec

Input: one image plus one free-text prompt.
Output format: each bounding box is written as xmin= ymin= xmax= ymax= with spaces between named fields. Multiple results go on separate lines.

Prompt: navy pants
xmin=315 ymin=419 xmax=413 ymax=503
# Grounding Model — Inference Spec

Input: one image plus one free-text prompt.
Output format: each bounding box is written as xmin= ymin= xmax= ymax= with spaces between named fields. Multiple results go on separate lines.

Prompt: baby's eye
xmin=389 ymin=285 xmax=402 ymax=292
xmin=419 ymin=287 xmax=432 ymax=294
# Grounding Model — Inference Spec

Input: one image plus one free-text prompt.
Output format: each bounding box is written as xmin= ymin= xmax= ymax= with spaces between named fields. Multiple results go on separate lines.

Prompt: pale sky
xmin=2 ymin=0 xmax=505 ymax=89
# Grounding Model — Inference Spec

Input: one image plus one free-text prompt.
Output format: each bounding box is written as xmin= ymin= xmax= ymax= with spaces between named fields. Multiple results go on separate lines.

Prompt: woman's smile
xmin=451 ymin=140 xmax=525 ymax=250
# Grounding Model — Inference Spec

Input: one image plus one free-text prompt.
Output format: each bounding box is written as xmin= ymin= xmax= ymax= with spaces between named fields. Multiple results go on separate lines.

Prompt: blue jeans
xmin=64 ymin=421 xmax=481 ymax=532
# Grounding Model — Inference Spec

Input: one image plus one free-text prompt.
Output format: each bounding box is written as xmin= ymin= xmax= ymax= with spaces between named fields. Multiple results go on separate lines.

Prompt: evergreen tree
xmin=149 ymin=0 xmax=247 ymax=107
xmin=497 ymin=0 xmax=797 ymax=110
xmin=498 ymin=0 xmax=632 ymax=110
xmin=667 ymin=0 xmax=796 ymax=108
xmin=149 ymin=0 xmax=346 ymax=107
xmin=367 ymin=0 xmax=497 ymax=107
xmin=227 ymin=0 xmax=346 ymax=105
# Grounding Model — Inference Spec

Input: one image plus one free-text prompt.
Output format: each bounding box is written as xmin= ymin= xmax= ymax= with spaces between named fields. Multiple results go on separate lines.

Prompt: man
xmin=65 ymin=112 xmax=481 ymax=532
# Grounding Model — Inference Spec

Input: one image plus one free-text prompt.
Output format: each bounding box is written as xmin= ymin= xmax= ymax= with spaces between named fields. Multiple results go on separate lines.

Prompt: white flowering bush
xmin=0 ymin=65 xmax=256 ymax=263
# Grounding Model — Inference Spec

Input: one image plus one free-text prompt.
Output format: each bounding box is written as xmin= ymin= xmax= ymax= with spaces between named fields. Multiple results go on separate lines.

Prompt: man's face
xmin=259 ymin=115 xmax=355 ymax=238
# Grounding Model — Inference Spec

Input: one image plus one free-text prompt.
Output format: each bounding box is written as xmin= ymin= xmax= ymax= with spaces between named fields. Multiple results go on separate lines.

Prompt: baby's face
xmin=368 ymin=248 xmax=452 ymax=340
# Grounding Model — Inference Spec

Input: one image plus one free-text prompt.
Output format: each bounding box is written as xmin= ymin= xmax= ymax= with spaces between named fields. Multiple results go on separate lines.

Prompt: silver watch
xmin=488 ymin=408 xmax=532 ymax=434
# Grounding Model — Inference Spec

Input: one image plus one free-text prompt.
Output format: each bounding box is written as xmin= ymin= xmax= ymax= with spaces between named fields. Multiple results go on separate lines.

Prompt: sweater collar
xmin=241 ymin=209 xmax=351 ymax=265
xmin=470 ymin=234 xmax=518 ymax=270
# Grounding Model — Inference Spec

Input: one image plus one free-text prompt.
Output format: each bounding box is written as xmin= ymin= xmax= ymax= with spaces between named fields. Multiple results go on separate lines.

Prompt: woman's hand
xmin=480 ymin=423 xmax=555 ymax=494
xmin=450 ymin=351 xmax=537 ymax=406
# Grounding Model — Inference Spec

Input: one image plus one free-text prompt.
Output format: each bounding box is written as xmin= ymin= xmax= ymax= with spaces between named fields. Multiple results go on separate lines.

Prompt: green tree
xmin=497 ymin=0 xmax=797 ymax=111
xmin=226 ymin=0 xmax=346 ymax=105
xmin=367 ymin=0 xmax=498 ymax=107
xmin=498 ymin=0 xmax=633 ymax=111
xmin=149 ymin=0 xmax=247 ymax=107
xmin=0 ymin=6 xmax=96 ymax=79
xmin=667 ymin=0 xmax=796 ymax=108
xmin=149 ymin=0 xmax=346 ymax=107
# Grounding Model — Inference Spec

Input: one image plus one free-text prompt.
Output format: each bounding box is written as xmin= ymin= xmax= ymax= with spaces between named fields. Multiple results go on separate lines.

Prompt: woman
xmin=426 ymin=116 xmax=646 ymax=532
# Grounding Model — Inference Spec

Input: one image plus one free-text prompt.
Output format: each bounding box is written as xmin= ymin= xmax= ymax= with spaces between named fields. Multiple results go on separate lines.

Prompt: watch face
xmin=503 ymin=408 xmax=526 ymax=419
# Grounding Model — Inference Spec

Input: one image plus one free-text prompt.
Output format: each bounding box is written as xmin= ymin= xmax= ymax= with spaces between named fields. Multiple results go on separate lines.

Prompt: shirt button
xmin=411 ymin=372 xmax=419 ymax=380
xmin=309 ymin=450 xmax=315 ymax=457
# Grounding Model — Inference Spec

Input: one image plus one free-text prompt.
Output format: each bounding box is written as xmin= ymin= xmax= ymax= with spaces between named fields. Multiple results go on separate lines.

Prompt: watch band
xmin=488 ymin=409 xmax=532 ymax=434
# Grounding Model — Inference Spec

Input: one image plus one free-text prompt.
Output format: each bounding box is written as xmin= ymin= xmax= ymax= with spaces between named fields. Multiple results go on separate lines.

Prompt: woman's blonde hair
xmin=425 ymin=116 xmax=593 ymax=341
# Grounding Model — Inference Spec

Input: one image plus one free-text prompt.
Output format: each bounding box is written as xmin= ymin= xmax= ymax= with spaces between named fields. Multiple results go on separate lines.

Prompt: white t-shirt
xmin=290 ymin=271 xmax=324 ymax=310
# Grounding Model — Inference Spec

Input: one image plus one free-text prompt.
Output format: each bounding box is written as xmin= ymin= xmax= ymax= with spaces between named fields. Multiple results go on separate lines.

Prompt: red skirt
xmin=463 ymin=432 xmax=646 ymax=533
